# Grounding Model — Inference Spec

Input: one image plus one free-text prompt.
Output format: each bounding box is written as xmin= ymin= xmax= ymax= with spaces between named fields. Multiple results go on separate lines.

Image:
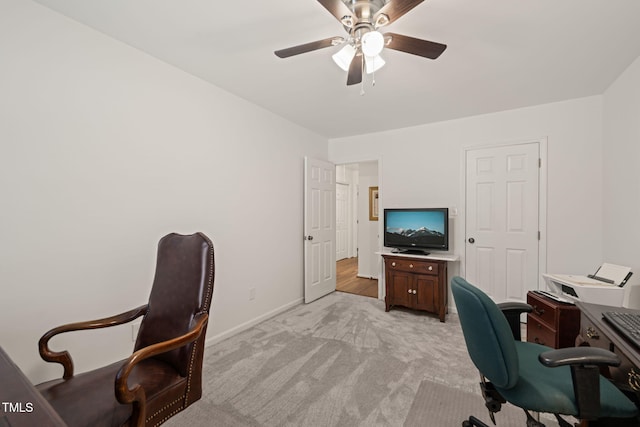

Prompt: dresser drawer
xmin=527 ymin=318 xmax=557 ymax=348
xmin=526 ymin=291 xmax=580 ymax=349
xmin=527 ymin=293 xmax=557 ymax=327
xmin=385 ymin=258 xmax=439 ymax=275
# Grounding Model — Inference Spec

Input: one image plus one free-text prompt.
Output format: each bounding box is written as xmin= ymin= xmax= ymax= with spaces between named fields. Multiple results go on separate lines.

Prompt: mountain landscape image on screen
xmin=385 ymin=226 xmax=445 ymax=247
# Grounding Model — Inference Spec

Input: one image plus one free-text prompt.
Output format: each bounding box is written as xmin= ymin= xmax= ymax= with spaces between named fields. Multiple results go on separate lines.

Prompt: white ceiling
xmin=32 ymin=0 xmax=640 ymax=139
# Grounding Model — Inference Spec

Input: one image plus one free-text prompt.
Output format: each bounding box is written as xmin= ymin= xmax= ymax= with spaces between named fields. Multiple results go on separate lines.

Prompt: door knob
xmin=305 ymin=236 xmax=314 ymax=241
xmin=468 ymin=237 xmax=475 ymax=244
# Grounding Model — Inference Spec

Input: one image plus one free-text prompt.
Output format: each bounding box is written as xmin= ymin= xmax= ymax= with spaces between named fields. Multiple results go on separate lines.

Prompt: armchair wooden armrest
xmin=115 ymin=312 xmax=209 ymax=427
xmin=38 ymin=304 xmax=148 ymax=379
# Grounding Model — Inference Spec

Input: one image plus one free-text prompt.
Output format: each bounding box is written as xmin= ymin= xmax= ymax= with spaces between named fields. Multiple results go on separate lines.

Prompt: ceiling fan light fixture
xmin=361 ymin=31 xmax=384 ymax=57
xmin=340 ymin=15 xmax=354 ymax=28
xmin=364 ymin=55 xmax=385 ymax=74
xmin=375 ymin=13 xmax=390 ymax=28
xmin=332 ymin=44 xmax=356 ymax=71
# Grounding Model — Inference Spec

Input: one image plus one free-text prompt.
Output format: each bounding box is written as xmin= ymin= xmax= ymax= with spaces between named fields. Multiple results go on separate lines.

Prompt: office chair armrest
xmin=38 ymin=304 xmax=149 ymax=379
xmin=538 ymin=346 xmax=621 ymax=368
xmin=114 ymin=312 xmax=209 ymax=427
xmin=497 ymin=302 xmax=532 ymax=314
xmin=539 ymin=347 xmax=621 ymax=421
xmin=497 ymin=302 xmax=532 ymax=341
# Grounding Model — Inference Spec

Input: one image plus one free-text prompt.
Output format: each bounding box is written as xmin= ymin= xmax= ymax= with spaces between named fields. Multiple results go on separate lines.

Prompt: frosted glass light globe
xmin=361 ymin=31 xmax=384 ymax=57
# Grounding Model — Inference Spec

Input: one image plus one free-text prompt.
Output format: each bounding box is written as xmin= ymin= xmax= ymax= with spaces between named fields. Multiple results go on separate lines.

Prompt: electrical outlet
xmin=249 ymin=287 xmax=256 ymax=301
xmin=131 ymin=322 xmax=141 ymax=342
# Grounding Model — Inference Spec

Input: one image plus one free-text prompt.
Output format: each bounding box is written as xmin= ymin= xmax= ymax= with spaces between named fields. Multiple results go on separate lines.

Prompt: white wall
xmin=0 ymin=0 xmax=326 ymax=384
xmin=329 ymin=96 xmax=605 ymax=279
xmin=356 ymin=161 xmax=379 ymax=278
xmin=603 ymin=55 xmax=640 ymax=302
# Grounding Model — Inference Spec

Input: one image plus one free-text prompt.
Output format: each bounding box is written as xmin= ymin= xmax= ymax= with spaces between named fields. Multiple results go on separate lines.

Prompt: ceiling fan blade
xmin=317 ymin=0 xmax=355 ymax=25
xmin=275 ymin=37 xmax=344 ymax=58
xmin=346 ymin=53 xmax=363 ymax=86
xmin=375 ymin=0 xmax=424 ymax=26
xmin=384 ymin=33 xmax=447 ymax=59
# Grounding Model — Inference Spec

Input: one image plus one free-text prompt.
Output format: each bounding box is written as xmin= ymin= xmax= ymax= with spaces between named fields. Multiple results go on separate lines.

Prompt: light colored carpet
xmin=165 ymin=292 xmax=560 ymax=426
xmin=404 ymin=379 xmax=528 ymax=426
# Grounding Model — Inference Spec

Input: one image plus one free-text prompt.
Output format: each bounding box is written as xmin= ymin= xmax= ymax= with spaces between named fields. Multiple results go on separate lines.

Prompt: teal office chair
xmin=450 ymin=276 xmax=639 ymax=427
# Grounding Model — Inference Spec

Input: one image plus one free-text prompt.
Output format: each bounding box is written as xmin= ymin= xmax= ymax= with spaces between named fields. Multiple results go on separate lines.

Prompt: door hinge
xmin=538 ymin=231 xmax=541 ymax=240
xmin=539 ymin=158 xmax=542 ymax=168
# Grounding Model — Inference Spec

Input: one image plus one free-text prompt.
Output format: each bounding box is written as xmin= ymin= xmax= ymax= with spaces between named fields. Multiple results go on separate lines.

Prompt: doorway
xmin=464 ymin=139 xmax=547 ymax=302
xmin=337 ymin=257 xmax=377 ymax=298
xmin=335 ymin=161 xmax=379 ymax=299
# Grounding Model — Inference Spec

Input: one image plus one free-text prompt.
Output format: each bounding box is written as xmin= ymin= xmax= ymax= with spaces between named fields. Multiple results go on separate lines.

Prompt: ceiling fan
xmin=274 ymin=0 xmax=447 ymax=86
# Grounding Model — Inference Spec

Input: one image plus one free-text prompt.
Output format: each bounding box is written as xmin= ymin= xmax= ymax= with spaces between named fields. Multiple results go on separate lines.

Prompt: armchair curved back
xmin=451 ymin=276 xmax=519 ymax=389
xmin=134 ymin=232 xmax=215 ymax=377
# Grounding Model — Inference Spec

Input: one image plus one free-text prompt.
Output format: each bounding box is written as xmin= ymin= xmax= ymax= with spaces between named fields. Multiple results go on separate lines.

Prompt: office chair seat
xmin=500 ymin=340 xmax=637 ymax=418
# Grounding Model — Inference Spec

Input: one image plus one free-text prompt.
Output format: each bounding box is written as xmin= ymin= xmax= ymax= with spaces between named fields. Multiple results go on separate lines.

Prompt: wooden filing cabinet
xmin=382 ymin=254 xmax=448 ymax=322
xmin=526 ymin=291 xmax=580 ymax=349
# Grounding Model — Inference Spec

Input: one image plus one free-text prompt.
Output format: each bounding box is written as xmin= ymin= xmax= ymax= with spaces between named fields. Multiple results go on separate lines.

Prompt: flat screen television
xmin=384 ymin=208 xmax=449 ymax=255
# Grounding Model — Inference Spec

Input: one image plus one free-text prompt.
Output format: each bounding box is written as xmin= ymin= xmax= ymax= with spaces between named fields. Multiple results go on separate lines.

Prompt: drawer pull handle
xmin=428 ymin=266 xmax=433 ymax=271
xmin=409 ymin=264 xmax=414 ymax=268
xmin=391 ymin=262 xmax=396 ymax=267
xmin=533 ymin=305 xmax=545 ymax=316
xmin=413 ymin=290 xmax=417 ymax=295
xmin=586 ymin=326 xmax=600 ymax=340
xmin=629 ymin=368 xmax=640 ymax=391
xmin=408 ymin=289 xmax=412 ymax=293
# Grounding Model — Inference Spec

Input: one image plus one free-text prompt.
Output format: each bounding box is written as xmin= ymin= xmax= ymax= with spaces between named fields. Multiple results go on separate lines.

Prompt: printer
xmin=543 ymin=263 xmax=633 ymax=307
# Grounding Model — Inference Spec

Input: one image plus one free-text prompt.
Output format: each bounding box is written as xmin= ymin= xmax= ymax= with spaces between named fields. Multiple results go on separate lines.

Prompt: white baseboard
xmin=356 ymin=274 xmax=376 ymax=280
xmin=204 ymin=298 xmax=303 ymax=348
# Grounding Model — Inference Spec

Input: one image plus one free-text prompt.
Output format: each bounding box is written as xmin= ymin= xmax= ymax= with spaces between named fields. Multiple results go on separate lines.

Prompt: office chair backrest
xmin=134 ymin=232 xmax=215 ymax=377
xmin=451 ymin=276 xmax=519 ymax=389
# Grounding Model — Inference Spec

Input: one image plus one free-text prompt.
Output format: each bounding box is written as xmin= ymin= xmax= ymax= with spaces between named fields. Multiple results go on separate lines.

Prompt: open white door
xmin=304 ymin=157 xmax=336 ymax=303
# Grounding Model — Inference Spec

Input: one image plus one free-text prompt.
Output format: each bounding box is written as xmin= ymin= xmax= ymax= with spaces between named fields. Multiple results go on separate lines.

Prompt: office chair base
xmin=462 ymin=415 xmax=491 ymax=427
xmin=553 ymin=414 xmax=574 ymax=427
xmin=523 ymin=410 xmax=546 ymax=427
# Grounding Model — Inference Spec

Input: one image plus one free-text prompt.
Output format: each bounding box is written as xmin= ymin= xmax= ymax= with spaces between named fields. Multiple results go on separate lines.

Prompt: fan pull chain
xmin=360 ymin=56 xmax=365 ymax=96
xmin=371 ymin=57 xmax=376 ymax=87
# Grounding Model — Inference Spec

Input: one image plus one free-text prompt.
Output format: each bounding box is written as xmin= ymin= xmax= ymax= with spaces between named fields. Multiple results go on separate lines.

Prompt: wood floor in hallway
xmin=336 ymin=257 xmax=378 ymax=298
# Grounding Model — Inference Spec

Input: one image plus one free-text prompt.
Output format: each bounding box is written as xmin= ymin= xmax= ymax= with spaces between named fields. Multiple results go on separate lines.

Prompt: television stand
xmin=380 ymin=252 xmax=459 ymax=322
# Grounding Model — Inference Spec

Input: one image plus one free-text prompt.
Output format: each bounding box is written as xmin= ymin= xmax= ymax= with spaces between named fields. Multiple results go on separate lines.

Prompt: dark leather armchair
xmin=450 ymin=276 xmax=638 ymax=427
xmin=36 ymin=232 xmax=215 ymax=427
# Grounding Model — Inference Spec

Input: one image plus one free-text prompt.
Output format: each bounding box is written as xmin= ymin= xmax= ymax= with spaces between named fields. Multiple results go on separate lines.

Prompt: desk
xmin=577 ymin=302 xmax=640 ymax=397
xmin=0 ymin=346 xmax=67 ymax=427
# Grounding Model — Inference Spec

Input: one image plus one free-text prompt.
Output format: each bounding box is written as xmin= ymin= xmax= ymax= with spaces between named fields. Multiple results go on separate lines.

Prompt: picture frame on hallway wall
xmin=369 ymin=186 xmax=379 ymax=221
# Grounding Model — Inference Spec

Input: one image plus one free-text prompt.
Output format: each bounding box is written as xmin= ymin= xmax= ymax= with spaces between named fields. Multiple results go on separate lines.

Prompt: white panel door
xmin=304 ymin=157 xmax=336 ymax=303
xmin=465 ymin=143 xmax=540 ymax=302
xmin=336 ymin=182 xmax=349 ymax=261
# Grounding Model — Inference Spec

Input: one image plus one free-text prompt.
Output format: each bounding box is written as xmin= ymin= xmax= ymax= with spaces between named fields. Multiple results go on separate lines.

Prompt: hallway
xmin=336 ymin=257 xmax=378 ymax=298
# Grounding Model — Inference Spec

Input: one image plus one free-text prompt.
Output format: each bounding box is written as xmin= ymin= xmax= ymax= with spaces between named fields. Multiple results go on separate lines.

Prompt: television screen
xmin=384 ymin=208 xmax=449 ymax=254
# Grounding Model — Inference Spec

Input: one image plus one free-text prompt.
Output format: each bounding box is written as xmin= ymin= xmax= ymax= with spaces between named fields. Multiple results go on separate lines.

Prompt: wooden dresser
xmin=526 ymin=291 xmax=580 ymax=349
xmin=382 ymin=253 xmax=450 ymax=322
